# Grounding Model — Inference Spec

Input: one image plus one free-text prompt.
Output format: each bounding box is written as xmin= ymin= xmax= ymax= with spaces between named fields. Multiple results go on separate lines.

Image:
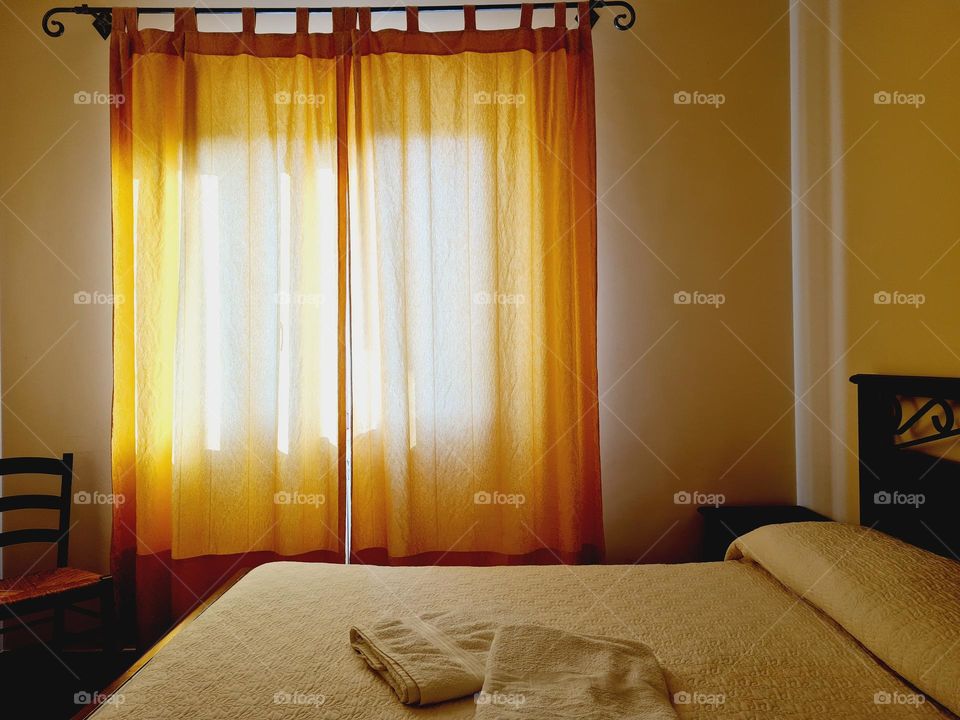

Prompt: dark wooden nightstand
xmin=698 ymin=505 xmax=831 ymax=561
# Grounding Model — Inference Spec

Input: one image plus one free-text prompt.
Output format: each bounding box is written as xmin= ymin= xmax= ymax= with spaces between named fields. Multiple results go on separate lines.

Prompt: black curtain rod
xmin=43 ymin=1 xmax=636 ymax=39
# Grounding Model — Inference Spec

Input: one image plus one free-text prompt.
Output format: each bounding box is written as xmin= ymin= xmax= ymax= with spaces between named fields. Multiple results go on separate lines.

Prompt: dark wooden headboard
xmin=851 ymin=374 xmax=960 ymax=560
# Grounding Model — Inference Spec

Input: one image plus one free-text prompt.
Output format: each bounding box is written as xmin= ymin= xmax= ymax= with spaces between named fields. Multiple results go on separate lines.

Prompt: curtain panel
xmin=110 ymin=4 xmax=602 ymax=644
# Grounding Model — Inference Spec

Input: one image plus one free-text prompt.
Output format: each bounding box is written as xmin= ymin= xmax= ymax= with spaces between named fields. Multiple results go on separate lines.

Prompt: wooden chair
xmin=0 ymin=453 xmax=116 ymax=653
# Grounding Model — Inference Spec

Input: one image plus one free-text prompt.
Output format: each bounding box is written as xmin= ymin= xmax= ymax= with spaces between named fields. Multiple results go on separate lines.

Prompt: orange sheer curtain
xmin=345 ymin=4 xmax=603 ymax=564
xmin=110 ymin=4 xmax=602 ymax=642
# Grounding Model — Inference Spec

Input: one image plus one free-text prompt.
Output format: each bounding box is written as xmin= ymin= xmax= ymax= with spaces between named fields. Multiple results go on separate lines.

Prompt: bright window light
xmin=201 ymin=174 xmax=221 ymax=452
xmin=277 ymin=172 xmax=292 ymax=455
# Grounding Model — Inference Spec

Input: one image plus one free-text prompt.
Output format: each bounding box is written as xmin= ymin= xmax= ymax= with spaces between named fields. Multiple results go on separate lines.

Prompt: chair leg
xmin=99 ymin=577 xmax=118 ymax=656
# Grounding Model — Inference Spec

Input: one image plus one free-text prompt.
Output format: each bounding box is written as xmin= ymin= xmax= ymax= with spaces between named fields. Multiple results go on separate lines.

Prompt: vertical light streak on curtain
xmin=200 ymin=175 xmax=221 ymax=452
xmin=347 ymin=3 xmax=603 ymax=564
xmin=277 ymin=173 xmax=292 ymax=455
xmin=132 ymin=178 xmax=141 ymax=449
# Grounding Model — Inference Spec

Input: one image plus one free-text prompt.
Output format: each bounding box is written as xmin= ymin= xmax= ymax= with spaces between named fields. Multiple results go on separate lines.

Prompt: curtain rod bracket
xmin=90 ymin=6 xmax=112 ymax=39
xmin=43 ymin=2 xmax=636 ymax=39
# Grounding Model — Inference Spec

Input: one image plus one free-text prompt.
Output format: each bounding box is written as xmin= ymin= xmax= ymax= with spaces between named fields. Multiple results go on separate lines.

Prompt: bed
xmin=79 ymin=374 xmax=960 ymax=719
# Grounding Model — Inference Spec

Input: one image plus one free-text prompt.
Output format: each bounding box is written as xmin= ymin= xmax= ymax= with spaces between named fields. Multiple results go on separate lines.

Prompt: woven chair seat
xmin=0 ymin=567 xmax=101 ymax=606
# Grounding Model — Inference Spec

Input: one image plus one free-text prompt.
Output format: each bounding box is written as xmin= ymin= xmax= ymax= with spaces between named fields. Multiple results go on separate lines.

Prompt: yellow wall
xmin=595 ymin=0 xmax=795 ymax=561
xmin=0 ymin=0 xmax=794 ymax=574
xmin=794 ymin=0 xmax=960 ymax=523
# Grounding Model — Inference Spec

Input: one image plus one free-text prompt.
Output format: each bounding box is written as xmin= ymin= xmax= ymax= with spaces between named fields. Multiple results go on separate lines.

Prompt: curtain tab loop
xmin=241 ymin=7 xmax=256 ymax=33
xmin=554 ymin=2 xmax=567 ymax=28
xmin=332 ymin=7 xmax=357 ymax=31
xmin=464 ymin=5 xmax=477 ymax=30
xmin=406 ymin=6 xmax=419 ymax=32
xmin=359 ymin=7 xmax=372 ymax=32
xmin=519 ymin=3 xmax=533 ymax=28
xmin=173 ymin=8 xmax=197 ymax=33
xmin=577 ymin=1 xmax=591 ymax=28
xmin=295 ymin=7 xmax=309 ymax=33
xmin=113 ymin=7 xmax=138 ymax=33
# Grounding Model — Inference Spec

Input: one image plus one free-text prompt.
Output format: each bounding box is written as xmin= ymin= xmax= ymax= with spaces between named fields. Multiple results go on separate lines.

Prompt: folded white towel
xmin=350 ymin=612 xmax=495 ymax=705
xmin=474 ymin=624 xmax=679 ymax=720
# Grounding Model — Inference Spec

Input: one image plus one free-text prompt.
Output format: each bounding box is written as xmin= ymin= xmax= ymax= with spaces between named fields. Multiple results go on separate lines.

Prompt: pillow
xmin=726 ymin=522 xmax=960 ymax=715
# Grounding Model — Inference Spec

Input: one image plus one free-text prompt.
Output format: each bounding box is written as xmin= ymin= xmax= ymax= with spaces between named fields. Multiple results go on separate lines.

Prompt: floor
xmin=0 ymin=643 xmax=137 ymax=719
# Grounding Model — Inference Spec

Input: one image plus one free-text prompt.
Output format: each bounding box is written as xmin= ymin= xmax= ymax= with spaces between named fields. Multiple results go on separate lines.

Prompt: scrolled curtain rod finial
xmin=43 ymin=4 xmax=113 ymax=39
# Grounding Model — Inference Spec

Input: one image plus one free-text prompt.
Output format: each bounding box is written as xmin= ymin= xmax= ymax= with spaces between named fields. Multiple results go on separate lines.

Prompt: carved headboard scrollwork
xmin=893 ymin=396 xmax=960 ymax=449
xmin=851 ymin=374 xmax=960 ymax=560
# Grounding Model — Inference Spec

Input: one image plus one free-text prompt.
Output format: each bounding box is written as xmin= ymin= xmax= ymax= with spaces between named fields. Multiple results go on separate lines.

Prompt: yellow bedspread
xmin=90 ymin=528 xmax=958 ymax=719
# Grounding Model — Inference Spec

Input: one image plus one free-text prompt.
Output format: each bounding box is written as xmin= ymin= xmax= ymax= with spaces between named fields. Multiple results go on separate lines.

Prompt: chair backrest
xmin=0 ymin=454 xmax=74 ymax=567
